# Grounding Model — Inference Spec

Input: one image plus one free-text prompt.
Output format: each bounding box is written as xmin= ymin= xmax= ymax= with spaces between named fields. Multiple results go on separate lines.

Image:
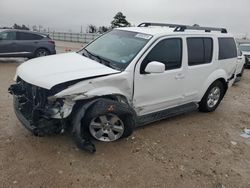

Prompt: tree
xmin=13 ymin=23 xmax=19 ymax=29
xmin=13 ymin=23 xmax=29 ymax=30
xmin=21 ymin=24 xmax=29 ymax=30
xmin=98 ymin=26 xmax=109 ymax=33
xmin=192 ymin=24 xmax=200 ymax=27
xmin=32 ymin=25 xmax=38 ymax=31
xmin=0 ymin=26 xmax=11 ymax=29
xmin=87 ymin=25 xmax=97 ymax=33
xmin=38 ymin=25 xmax=43 ymax=32
xmin=111 ymin=12 xmax=131 ymax=28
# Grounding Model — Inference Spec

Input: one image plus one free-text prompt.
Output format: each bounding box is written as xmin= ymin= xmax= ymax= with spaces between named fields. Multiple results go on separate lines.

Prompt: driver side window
xmin=140 ymin=38 xmax=182 ymax=73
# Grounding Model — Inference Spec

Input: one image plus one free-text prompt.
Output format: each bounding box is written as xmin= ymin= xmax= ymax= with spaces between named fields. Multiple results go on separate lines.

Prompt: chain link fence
xmin=47 ymin=32 xmax=101 ymax=43
xmin=46 ymin=31 xmax=250 ymax=45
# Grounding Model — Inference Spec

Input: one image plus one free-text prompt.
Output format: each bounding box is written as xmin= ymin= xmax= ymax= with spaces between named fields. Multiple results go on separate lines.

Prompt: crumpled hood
xmin=16 ymin=52 xmax=120 ymax=89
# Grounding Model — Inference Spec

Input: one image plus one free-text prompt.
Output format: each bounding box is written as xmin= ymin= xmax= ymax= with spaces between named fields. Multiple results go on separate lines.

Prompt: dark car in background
xmin=0 ymin=29 xmax=56 ymax=58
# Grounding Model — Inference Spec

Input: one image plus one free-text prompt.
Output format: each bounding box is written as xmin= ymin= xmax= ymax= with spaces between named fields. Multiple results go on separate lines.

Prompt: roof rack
xmin=138 ymin=22 xmax=227 ymax=33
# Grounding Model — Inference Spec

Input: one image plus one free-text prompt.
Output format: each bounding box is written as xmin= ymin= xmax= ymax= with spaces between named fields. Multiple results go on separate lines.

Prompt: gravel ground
xmin=0 ymin=48 xmax=250 ymax=188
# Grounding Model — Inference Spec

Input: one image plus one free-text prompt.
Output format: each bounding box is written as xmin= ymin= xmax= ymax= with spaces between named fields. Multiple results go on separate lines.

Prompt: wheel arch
xmin=199 ymin=69 xmax=228 ymax=101
xmin=34 ymin=47 xmax=51 ymax=56
xmin=71 ymin=97 xmax=136 ymax=152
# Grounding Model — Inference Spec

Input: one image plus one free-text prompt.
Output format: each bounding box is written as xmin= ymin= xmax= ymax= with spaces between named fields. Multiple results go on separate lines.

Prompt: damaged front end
xmin=8 ymin=78 xmax=68 ymax=136
xmin=9 ymin=78 xmax=97 ymax=153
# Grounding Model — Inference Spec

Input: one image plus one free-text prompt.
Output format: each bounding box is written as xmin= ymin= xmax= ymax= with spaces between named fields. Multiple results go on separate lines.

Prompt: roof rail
xmin=138 ymin=22 xmax=227 ymax=33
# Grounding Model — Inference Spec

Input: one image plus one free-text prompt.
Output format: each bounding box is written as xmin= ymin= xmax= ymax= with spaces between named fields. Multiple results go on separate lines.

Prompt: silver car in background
xmin=0 ymin=29 xmax=56 ymax=58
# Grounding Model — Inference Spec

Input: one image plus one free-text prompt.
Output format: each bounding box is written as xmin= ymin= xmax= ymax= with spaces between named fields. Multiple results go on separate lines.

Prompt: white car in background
xmin=239 ymin=43 xmax=250 ymax=68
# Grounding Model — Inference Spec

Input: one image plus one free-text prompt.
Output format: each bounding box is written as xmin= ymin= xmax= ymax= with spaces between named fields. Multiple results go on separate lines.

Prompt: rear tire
xmin=35 ymin=48 xmax=50 ymax=57
xmin=199 ymin=81 xmax=225 ymax=112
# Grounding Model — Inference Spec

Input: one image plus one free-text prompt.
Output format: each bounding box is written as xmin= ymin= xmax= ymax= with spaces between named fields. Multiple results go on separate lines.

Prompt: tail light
xmin=48 ymin=40 xmax=55 ymax=45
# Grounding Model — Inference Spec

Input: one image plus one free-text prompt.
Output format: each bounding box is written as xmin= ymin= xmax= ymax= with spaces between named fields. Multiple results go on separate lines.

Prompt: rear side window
xmin=17 ymin=32 xmax=44 ymax=40
xmin=141 ymin=38 xmax=182 ymax=73
xmin=218 ymin=38 xmax=237 ymax=59
xmin=187 ymin=38 xmax=213 ymax=66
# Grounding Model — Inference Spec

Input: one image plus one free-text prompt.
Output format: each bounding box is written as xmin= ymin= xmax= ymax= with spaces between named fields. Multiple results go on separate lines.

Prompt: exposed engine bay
xmin=9 ymin=77 xmax=65 ymax=136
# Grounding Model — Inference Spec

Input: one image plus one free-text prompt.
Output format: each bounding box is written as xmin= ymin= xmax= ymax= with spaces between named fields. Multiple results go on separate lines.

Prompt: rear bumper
xmin=50 ymin=49 xmax=56 ymax=55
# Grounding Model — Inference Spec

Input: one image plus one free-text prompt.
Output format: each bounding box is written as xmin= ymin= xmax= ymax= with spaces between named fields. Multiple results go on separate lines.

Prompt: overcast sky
xmin=0 ymin=0 xmax=249 ymax=36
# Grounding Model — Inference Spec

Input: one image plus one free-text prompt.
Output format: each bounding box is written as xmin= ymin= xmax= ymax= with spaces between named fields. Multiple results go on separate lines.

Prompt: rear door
xmin=182 ymin=37 xmax=215 ymax=102
xmin=0 ymin=31 xmax=17 ymax=55
xmin=16 ymin=31 xmax=43 ymax=55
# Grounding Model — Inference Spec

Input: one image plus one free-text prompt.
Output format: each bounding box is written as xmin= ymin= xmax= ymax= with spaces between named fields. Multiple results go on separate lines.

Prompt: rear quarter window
xmin=218 ymin=37 xmax=237 ymax=60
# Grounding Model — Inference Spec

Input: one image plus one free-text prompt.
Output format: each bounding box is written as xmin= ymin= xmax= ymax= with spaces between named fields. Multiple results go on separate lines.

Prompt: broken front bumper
xmin=13 ymin=95 xmax=62 ymax=136
xmin=13 ymin=96 xmax=38 ymax=133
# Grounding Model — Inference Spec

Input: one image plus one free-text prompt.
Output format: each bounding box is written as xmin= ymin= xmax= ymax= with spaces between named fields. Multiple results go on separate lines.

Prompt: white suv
xmin=9 ymin=23 xmax=238 ymax=152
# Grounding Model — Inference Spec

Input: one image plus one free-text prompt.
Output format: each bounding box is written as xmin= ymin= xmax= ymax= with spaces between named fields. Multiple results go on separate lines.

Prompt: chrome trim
xmin=0 ymin=52 xmax=31 ymax=55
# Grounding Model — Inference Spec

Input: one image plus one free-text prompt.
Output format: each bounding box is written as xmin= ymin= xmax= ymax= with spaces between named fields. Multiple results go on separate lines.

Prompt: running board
xmin=136 ymin=102 xmax=198 ymax=127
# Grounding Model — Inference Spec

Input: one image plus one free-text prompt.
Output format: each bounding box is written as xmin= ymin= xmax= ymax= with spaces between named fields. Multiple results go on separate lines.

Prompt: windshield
xmin=80 ymin=30 xmax=152 ymax=70
xmin=239 ymin=45 xmax=250 ymax=52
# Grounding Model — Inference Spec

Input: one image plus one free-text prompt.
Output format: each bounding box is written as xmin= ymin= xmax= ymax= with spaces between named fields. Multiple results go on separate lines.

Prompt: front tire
xmin=199 ymin=81 xmax=225 ymax=112
xmin=72 ymin=99 xmax=135 ymax=147
xmin=88 ymin=113 xmax=125 ymax=142
xmin=84 ymin=100 xmax=134 ymax=142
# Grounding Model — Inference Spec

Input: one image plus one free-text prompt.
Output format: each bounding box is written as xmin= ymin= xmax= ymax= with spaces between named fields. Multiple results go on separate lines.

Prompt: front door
xmin=0 ymin=31 xmax=17 ymax=56
xmin=133 ymin=37 xmax=185 ymax=116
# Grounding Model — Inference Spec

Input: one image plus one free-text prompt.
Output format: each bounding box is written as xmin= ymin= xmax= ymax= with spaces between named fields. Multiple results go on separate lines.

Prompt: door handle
xmin=175 ymin=73 xmax=185 ymax=80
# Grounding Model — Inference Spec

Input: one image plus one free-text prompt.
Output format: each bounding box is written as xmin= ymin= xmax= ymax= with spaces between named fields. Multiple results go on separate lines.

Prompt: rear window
xmin=187 ymin=37 xmax=213 ymax=66
xmin=218 ymin=38 xmax=237 ymax=60
xmin=18 ymin=32 xmax=44 ymax=40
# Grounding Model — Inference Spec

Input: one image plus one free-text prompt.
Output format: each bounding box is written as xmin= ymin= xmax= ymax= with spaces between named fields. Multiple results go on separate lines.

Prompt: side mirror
xmin=145 ymin=61 xmax=165 ymax=73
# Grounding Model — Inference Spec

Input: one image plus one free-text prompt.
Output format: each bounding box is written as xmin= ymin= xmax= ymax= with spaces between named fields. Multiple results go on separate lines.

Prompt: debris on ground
xmin=240 ymin=128 xmax=250 ymax=138
xmin=230 ymin=141 xmax=237 ymax=146
xmin=216 ymin=183 xmax=226 ymax=188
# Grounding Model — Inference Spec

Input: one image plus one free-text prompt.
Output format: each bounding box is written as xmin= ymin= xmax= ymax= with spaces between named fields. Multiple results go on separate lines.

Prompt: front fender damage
xmin=54 ymin=71 xmax=133 ymax=104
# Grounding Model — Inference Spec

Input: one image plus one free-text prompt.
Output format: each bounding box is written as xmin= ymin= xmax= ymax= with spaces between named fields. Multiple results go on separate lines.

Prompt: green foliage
xmin=88 ymin=25 xmax=97 ymax=33
xmin=98 ymin=26 xmax=110 ymax=33
xmin=111 ymin=12 xmax=131 ymax=28
xmin=13 ymin=23 xmax=29 ymax=30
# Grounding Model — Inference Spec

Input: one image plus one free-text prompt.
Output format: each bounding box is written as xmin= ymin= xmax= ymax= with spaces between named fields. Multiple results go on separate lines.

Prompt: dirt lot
xmin=0 ymin=54 xmax=250 ymax=188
